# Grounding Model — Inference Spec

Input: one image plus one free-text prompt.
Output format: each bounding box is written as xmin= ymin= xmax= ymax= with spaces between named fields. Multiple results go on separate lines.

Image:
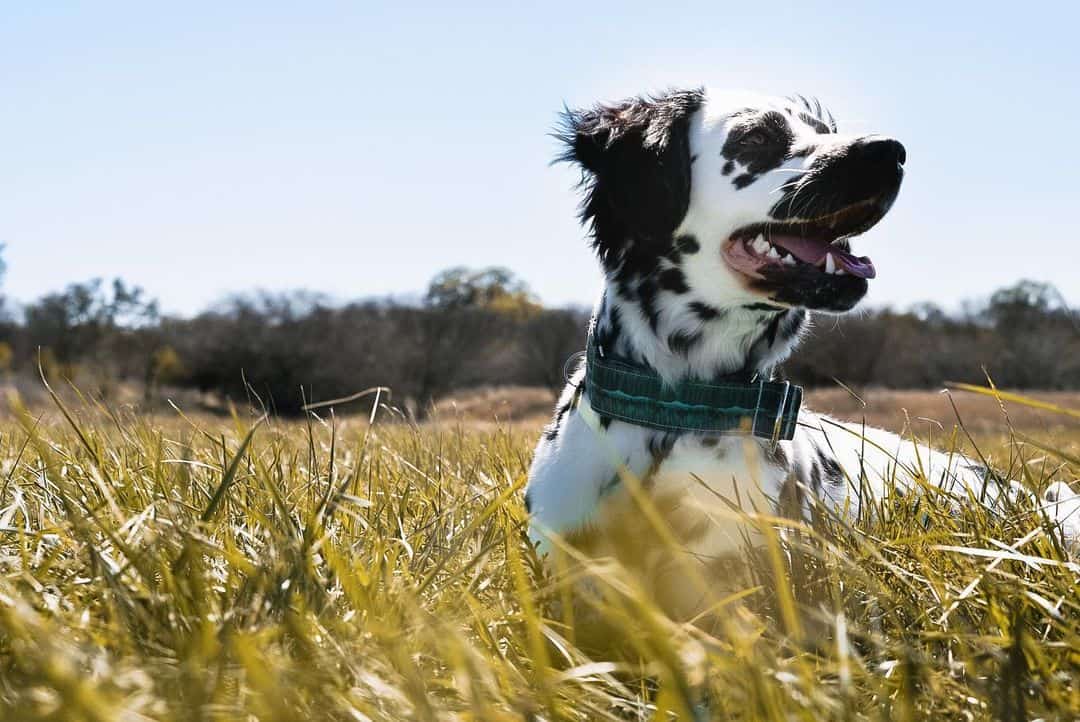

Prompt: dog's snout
xmin=855 ymin=135 xmax=906 ymax=167
xmin=778 ymin=133 xmax=906 ymax=217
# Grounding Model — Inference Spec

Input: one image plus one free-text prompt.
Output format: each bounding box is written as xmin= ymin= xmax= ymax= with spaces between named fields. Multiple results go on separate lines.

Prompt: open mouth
xmin=723 ymin=199 xmax=887 ymax=281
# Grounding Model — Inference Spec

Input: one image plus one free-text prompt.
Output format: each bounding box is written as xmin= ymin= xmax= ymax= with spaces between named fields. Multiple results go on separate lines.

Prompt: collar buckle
xmin=751 ymin=378 xmax=790 ymax=445
xmin=770 ymin=380 xmax=791 ymax=447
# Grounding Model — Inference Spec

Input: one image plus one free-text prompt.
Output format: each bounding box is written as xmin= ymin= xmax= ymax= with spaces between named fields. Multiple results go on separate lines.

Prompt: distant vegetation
xmin=0 ymin=252 xmax=1077 ymax=415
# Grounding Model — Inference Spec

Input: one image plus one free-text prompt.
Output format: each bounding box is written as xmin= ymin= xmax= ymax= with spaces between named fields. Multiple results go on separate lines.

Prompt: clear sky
xmin=3 ymin=2 xmax=1078 ymax=316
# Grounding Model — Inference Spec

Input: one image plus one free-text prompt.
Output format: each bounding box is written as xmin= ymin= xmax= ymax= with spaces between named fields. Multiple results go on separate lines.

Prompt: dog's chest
xmin=593 ymin=434 xmax=791 ymax=561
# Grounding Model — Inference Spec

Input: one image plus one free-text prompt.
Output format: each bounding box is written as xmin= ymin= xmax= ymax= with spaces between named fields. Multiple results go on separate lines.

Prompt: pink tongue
xmin=769 ymin=235 xmax=877 ymax=279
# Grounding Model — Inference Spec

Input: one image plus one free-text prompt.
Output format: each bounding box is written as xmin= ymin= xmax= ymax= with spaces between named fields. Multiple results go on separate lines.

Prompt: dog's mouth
xmin=722 ymin=198 xmax=886 ymax=281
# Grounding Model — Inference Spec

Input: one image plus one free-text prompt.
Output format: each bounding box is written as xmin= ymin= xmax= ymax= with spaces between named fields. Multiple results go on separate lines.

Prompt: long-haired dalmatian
xmin=524 ymin=87 xmax=1080 ymax=620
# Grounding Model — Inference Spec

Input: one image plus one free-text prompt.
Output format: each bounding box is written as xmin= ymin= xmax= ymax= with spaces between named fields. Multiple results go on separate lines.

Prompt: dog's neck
xmin=591 ymin=276 xmax=809 ymax=385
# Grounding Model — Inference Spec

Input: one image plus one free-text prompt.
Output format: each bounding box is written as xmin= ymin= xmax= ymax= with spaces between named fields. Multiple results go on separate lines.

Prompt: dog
xmin=523 ymin=88 xmax=1080 ymax=621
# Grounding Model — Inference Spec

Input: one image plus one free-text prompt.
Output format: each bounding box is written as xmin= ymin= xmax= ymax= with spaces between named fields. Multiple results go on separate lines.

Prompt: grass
xmin=0 ymin=386 xmax=1078 ymax=721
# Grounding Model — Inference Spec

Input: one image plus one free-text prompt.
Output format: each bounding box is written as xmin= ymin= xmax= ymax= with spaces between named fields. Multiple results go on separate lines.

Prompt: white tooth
xmin=825 ymin=253 xmax=836 ymax=274
xmin=752 ymin=235 xmax=769 ymax=254
xmin=767 ymin=246 xmax=781 ymax=259
xmin=781 ymin=253 xmax=796 ymax=266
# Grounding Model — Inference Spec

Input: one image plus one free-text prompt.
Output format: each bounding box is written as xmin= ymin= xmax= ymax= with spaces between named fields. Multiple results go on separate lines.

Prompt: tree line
xmin=0 ymin=262 xmax=1076 ymax=416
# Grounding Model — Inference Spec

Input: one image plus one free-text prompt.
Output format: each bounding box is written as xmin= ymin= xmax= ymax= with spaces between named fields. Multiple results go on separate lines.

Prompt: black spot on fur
xmin=722 ymin=110 xmax=795 ymax=175
xmin=675 ymin=234 xmax=700 ymax=254
xmin=818 ymin=450 xmax=844 ymax=484
xmin=636 ymin=278 xmax=661 ymax=330
xmin=609 ymin=237 xmax=679 ymax=293
xmin=648 ymin=433 xmax=676 ymax=464
xmin=769 ymin=310 xmax=807 ymax=348
xmin=722 ymin=160 xmax=735 ymax=175
xmin=543 ymin=399 xmax=574 ymax=441
xmin=599 ymin=415 xmax=613 ymax=430
xmin=744 ymin=302 xmax=784 ymax=312
xmin=658 ymin=267 xmax=689 ymax=294
xmin=808 ymin=461 xmax=823 ymax=492
xmin=542 ymin=425 xmax=558 ymax=442
xmin=781 ymin=309 xmax=807 ymax=340
xmin=667 ymin=329 xmax=702 ymax=356
xmin=764 ymin=442 xmax=789 ymax=470
xmin=689 ymin=301 xmax=724 ymax=321
xmin=762 ymin=313 xmax=785 ymax=347
xmin=595 ymin=302 xmax=623 ymax=353
xmin=733 ymin=173 xmax=757 ymax=189
xmin=744 ymin=309 xmax=807 ymax=372
xmin=700 ymin=436 xmax=719 ymax=447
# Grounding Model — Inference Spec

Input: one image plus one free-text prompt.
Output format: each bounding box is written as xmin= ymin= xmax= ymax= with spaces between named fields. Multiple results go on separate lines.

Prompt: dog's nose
xmin=855 ymin=135 xmax=906 ymax=167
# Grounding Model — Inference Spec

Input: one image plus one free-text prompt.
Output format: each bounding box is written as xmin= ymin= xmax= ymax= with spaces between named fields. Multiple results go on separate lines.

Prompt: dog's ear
xmin=558 ymin=88 xmax=704 ymax=263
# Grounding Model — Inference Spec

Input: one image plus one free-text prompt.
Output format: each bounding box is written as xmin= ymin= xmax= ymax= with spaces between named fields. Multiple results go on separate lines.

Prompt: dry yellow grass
xmin=0 ymin=385 xmax=1077 ymax=720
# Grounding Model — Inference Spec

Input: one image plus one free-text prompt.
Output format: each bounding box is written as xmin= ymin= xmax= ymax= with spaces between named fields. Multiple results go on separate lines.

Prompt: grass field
xmin=0 ymin=386 xmax=1078 ymax=720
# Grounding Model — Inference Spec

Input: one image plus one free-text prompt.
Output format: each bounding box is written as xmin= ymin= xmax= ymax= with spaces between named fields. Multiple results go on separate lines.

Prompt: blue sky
xmin=2 ymin=2 xmax=1078 ymax=316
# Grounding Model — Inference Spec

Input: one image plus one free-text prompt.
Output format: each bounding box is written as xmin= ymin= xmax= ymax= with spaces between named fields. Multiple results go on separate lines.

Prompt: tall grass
xmin=0 ymin=388 xmax=1077 ymax=720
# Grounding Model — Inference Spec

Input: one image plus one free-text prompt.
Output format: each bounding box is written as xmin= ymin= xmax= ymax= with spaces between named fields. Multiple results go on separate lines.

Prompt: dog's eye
xmin=743 ymin=130 xmax=771 ymax=147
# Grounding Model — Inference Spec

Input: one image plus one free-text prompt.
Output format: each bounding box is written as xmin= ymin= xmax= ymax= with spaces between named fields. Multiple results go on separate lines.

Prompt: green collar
xmin=583 ymin=338 xmax=803 ymax=441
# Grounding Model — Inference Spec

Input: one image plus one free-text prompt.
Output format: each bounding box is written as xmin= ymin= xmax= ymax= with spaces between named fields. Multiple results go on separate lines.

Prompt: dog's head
xmin=560 ymin=88 xmax=904 ymax=313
